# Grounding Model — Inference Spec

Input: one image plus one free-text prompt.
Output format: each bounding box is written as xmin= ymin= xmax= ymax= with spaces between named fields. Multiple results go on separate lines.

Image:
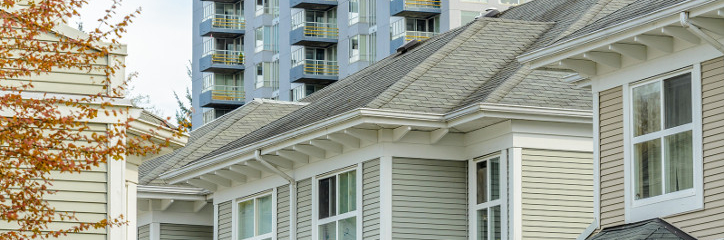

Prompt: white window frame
xmin=232 ymin=189 xmax=277 ymax=240
xmin=623 ymin=65 xmax=703 ymax=223
xmin=311 ymin=164 xmax=363 ymax=240
xmin=469 ymin=151 xmax=508 ymax=240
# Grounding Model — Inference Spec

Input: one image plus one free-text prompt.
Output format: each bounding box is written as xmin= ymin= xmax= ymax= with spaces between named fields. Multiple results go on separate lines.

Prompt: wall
xmin=363 ymin=159 xmax=381 ymax=240
xmin=159 ymin=224 xmax=212 ymax=240
xmin=598 ymin=86 xmax=625 ymax=229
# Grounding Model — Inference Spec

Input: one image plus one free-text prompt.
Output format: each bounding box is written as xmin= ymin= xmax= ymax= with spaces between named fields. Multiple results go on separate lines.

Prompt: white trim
xmin=623 ymin=64 xmax=704 ymax=223
xmin=469 ymin=151 xmax=508 ymax=240
xmin=149 ymin=222 xmax=160 ymax=240
xmin=379 ymin=156 xmax=392 ymax=240
xmin=289 ymin=183 xmax=297 ymax=240
xmin=311 ymin=166 xmax=362 ymax=240
xmin=510 ymin=148 xmax=522 ymax=240
xmin=592 ymin=89 xmax=601 ymax=229
xmin=233 ymin=189 xmax=276 ymax=240
xmin=108 ymin=124 xmax=126 ymax=240
xmin=214 ymin=204 xmax=219 ymax=240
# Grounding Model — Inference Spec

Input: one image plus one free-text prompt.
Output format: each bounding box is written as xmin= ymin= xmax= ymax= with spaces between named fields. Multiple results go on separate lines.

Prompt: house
xmin=0 ymin=11 xmax=187 ymax=240
xmin=519 ymin=0 xmax=724 ymax=239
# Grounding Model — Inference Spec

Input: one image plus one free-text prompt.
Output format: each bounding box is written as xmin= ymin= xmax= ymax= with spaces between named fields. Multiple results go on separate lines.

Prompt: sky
xmin=76 ymin=0 xmax=193 ymax=120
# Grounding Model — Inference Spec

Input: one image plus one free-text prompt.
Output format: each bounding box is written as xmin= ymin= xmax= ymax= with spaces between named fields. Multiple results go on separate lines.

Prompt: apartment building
xmin=190 ymin=0 xmax=527 ymax=128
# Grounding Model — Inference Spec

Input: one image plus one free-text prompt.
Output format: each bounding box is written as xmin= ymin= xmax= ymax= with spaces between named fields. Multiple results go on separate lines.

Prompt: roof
xmin=138 ymin=99 xmax=306 ymax=185
xmin=588 ymin=218 xmax=696 ymax=240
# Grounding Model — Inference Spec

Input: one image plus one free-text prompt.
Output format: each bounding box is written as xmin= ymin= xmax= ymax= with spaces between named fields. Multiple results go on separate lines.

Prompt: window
xmin=349 ymin=35 xmax=359 ymax=63
xmin=349 ymin=0 xmax=359 ymax=25
xmin=473 ymin=155 xmax=504 ymax=240
xmin=255 ymin=25 xmax=278 ymax=53
xmin=256 ymin=0 xmax=278 ymax=16
xmin=315 ymin=169 xmax=358 ymax=240
xmin=349 ymin=34 xmax=374 ymax=63
xmin=237 ymin=193 xmax=273 ymax=240
xmin=255 ymin=61 xmax=279 ymax=89
xmin=624 ymin=68 xmax=702 ymax=222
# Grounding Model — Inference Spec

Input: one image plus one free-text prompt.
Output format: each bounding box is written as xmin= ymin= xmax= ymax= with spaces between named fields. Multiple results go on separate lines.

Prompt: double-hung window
xmin=316 ymin=170 xmax=358 ymax=240
xmin=473 ymin=155 xmax=504 ymax=240
xmin=625 ymin=68 xmax=702 ymax=222
xmin=237 ymin=193 xmax=274 ymax=240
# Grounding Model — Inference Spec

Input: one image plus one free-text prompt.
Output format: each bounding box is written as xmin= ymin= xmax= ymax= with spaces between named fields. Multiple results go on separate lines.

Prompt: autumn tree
xmin=0 ymin=0 xmax=185 ymax=239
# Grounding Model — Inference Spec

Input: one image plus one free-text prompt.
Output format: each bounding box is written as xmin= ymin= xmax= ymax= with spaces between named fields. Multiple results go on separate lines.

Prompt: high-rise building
xmin=191 ymin=0 xmax=525 ymax=128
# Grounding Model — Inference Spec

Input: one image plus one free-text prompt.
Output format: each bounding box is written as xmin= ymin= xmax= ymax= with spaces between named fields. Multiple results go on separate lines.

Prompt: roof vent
xmin=396 ymin=40 xmax=421 ymax=54
xmin=481 ymin=8 xmax=500 ymax=18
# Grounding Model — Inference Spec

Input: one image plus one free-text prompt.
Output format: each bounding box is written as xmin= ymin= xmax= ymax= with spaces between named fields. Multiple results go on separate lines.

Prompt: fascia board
xmin=517 ymin=0 xmax=718 ymax=67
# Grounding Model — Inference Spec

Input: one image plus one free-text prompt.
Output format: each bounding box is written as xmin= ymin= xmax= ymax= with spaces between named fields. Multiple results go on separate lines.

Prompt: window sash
xmin=473 ymin=155 xmax=503 ymax=240
xmin=237 ymin=193 xmax=274 ymax=240
xmin=315 ymin=168 xmax=359 ymax=240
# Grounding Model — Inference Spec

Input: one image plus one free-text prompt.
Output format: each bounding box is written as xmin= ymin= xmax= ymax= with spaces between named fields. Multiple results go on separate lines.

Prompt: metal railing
xmin=203 ymin=85 xmax=245 ymax=102
xmin=300 ymin=59 xmax=338 ymax=76
xmin=209 ymin=50 xmax=244 ymax=65
xmin=292 ymin=12 xmax=338 ymax=39
xmin=404 ymin=0 xmax=441 ymax=9
xmin=211 ymin=14 xmax=245 ymax=29
xmin=405 ymin=31 xmax=437 ymax=41
xmin=390 ymin=18 xmax=405 ymax=40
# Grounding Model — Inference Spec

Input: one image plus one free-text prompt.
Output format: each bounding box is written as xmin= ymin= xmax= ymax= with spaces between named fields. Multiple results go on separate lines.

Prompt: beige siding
xmin=391 ymin=158 xmax=467 ymax=240
xmin=159 ymin=224 xmax=212 ymax=240
xmin=138 ymin=224 xmax=150 ymax=240
xmin=598 ymin=86 xmax=625 ymax=229
xmin=278 ymin=184 xmax=291 ymax=240
xmin=665 ymin=57 xmax=724 ymax=239
xmin=218 ymin=201 xmax=232 ymax=240
xmin=363 ymin=159 xmax=381 ymax=240
xmin=521 ymin=149 xmax=594 ymax=239
xmin=296 ymin=178 xmax=312 ymax=240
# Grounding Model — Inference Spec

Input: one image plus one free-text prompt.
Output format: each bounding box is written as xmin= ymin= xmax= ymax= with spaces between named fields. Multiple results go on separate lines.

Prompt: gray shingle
xmin=588 ymin=218 xmax=695 ymax=240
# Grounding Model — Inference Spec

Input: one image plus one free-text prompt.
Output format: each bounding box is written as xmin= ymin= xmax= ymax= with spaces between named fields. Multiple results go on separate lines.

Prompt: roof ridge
xmin=251 ymin=98 xmax=310 ymax=106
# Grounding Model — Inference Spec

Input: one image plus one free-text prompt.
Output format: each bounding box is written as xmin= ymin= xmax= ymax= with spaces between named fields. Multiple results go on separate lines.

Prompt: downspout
xmin=680 ymin=12 xmax=724 ymax=54
xmin=254 ymin=150 xmax=295 ymax=183
xmin=254 ymin=150 xmax=298 ymax=238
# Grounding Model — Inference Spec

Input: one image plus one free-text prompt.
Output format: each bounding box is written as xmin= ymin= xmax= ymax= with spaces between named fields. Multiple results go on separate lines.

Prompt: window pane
xmin=319 ymin=177 xmax=335 ymax=219
xmin=491 ymin=157 xmax=500 ymax=201
xmin=257 ymin=195 xmax=273 ymax=235
xmin=339 ymin=171 xmax=356 ymax=214
xmin=633 ymin=82 xmax=661 ymax=137
xmin=664 ymin=74 xmax=692 ymax=129
xmin=338 ymin=217 xmax=356 ymax=240
xmin=491 ymin=206 xmax=501 ymax=240
xmin=634 ymin=139 xmax=662 ymax=199
xmin=477 ymin=161 xmax=487 ymax=204
xmin=238 ymin=200 xmax=254 ymax=239
xmin=319 ymin=222 xmax=336 ymax=240
xmin=477 ymin=209 xmax=488 ymax=240
xmin=665 ymin=130 xmax=693 ymax=193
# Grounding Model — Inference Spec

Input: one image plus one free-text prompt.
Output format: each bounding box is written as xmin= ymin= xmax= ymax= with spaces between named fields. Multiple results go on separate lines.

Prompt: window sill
xmin=626 ymin=190 xmax=702 ymax=223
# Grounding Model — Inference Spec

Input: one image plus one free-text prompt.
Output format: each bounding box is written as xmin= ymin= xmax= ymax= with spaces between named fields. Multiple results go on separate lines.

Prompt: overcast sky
xmin=77 ymin=0 xmax=193 ymax=120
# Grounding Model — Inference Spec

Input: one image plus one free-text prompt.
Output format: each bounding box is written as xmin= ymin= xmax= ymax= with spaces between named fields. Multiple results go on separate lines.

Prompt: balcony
xmin=200 ymin=50 xmax=245 ymax=73
xmin=290 ymin=59 xmax=339 ymax=84
xmin=290 ymin=13 xmax=338 ymax=47
xmin=390 ymin=0 xmax=441 ymax=18
xmin=200 ymin=4 xmax=244 ymax=38
xmin=290 ymin=0 xmax=337 ymax=10
xmin=199 ymin=85 xmax=245 ymax=108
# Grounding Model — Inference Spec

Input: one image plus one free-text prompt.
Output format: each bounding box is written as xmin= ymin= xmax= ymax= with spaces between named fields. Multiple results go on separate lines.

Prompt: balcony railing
xmin=302 ymin=59 xmax=338 ymax=75
xmin=208 ymin=50 xmax=244 ymax=65
xmin=292 ymin=12 xmax=338 ymax=39
xmin=203 ymin=85 xmax=245 ymax=102
xmin=405 ymin=31 xmax=437 ymax=41
xmin=404 ymin=0 xmax=441 ymax=9
xmin=211 ymin=14 xmax=245 ymax=29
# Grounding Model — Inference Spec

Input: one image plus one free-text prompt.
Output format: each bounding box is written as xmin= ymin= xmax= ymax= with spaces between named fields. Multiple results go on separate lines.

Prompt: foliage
xmin=0 ymin=0 xmax=186 ymax=239
xmin=173 ymin=61 xmax=192 ymax=127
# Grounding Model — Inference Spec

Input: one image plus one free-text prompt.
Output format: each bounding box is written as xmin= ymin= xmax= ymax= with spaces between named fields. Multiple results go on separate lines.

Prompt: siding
xmin=296 ymin=178 xmax=312 ymax=240
xmin=138 ymin=224 xmax=150 ymax=240
xmin=665 ymin=57 xmax=724 ymax=239
xmin=521 ymin=149 xmax=594 ymax=239
xmin=363 ymin=159 xmax=381 ymax=240
xmin=598 ymin=86 xmax=625 ymax=229
xmin=218 ymin=201 xmax=232 ymax=240
xmin=160 ymin=224 xmax=212 ymax=240
xmin=391 ymin=158 xmax=467 ymax=240
xmin=278 ymin=184 xmax=291 ymax=240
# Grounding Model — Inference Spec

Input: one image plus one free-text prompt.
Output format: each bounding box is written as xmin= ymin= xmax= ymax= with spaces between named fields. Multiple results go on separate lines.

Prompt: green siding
xmin=138 ymin=224 xmax=150 ymax=240
xmin=296 ymin=178 xmax=312 ymax=240
xmin=218 ymin=201 xmax=232 ymax=240
xmin=363 ymin=159 xmax=381 ymax=240
xmin=278 ymin=184 xmax=291 ymax=240
xmin=160 ymin=224 xmax=212 ymax=240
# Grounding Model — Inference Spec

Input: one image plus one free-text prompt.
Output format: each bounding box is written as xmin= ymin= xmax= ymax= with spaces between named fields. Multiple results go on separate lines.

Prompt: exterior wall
xmin=391 ymin=157 xmax=468 ymax=240
xmin=520 ymin=149 xmax=594 ymax=239
xmin=138 ymin=224 xmax=150 ymax=240
xmin=217 ymin=200 xmax=233 ymax=240
xmin=277 ymin=184 xmax=291 ymax=240
xmin=598 ymin=86 xmax=625 ymax=229
xmin=296 ymin=178 xmax=313 ymax=240
xmin=362 ymin=159 xmax=381 ymax=240
xmin=159 ymin=224 xmax=213 ymax=240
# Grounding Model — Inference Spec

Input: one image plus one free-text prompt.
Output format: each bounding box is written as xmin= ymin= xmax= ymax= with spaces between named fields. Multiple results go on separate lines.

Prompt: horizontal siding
xmin=218 ymin=201 xmax=232 ymax=240
xmin=138 ymin=224 xmax=150 ymax=240
xmin=160 ymin=224 xmax=212 ymax=240
xmin=598 ymin=86 xmax=625 ymax=229
xmin=521 ymin=149 xmax=594 ymax=240
xmin=363 ymin=159 xmax=381 ymax=240
xmin=278 ymin=184 xmax=291 ymax=240
xmin=391 ymin=158 xmax=467 ymax=240
xmin=665 ymin=57 xmax=724 ymax=240
xmin=297 ymin=178 xmax=312 ymax=240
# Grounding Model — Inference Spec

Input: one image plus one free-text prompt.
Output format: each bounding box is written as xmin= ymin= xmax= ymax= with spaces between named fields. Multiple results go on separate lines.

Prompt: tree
xmin=0 ymin=1 xmax=185 ymax=239
xmin=173 ymin=61 xmax=193 ymax=127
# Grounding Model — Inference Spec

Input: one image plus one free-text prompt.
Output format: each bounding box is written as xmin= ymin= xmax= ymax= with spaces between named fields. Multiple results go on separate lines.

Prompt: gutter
xmin=680 ymin=12 xmax=724 ymax=54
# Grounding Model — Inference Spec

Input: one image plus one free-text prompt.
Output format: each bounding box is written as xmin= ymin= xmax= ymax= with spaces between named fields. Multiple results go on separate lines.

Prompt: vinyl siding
xmin=391 ymin=158 xmax=467 ymax=240
xmin=278 ymin=184 xmax=291 ymax=240
xmin=664 ymin=57 xmax=724 ymax=239
xmin=296 ymin=178 xmax=312 ymax=240
xmin=521 ymin=149 xmax=594 ymax=239
xmin=138 ymin=224 xmax=150 ymax=240
xmin=598 ymin=86 xmax=625 ymax=229
xmin=363 ymin=159 xmax=381 ymax=240
xmin=160 ymin=224 xmax=212 ymax=240
xmin=218 ymin=201 xmax=233 ymax=240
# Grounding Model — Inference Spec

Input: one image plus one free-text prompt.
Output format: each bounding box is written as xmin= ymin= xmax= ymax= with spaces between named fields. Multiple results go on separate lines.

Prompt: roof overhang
xmin=160 ymin=103 xmax=592 ymax=191
xmin=518 ymin=0 xmax=724 ymax=85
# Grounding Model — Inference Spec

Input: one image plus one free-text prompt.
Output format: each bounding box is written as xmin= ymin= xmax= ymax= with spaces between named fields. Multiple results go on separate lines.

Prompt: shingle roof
xmin=588 ymin=218 xmax=696 ymax=240
xmin=138 ymin=99 xmax=306 ymax=185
